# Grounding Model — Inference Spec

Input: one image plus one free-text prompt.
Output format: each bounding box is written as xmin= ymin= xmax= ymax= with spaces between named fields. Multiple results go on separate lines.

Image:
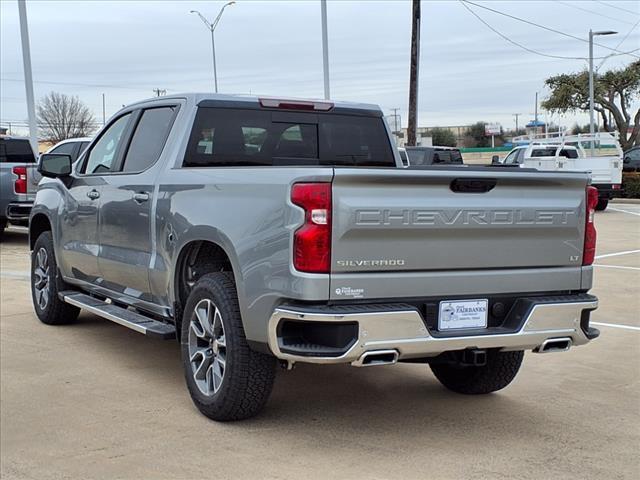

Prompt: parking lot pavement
xmin=1 ymin=207 xmax=639 ymax=480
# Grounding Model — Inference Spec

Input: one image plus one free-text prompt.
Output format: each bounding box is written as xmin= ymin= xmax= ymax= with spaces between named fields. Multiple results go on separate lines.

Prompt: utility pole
xmin=534 ymin=92 xmax=538 ymax=125
xmin=320 ymin=0 xmax=330 ymax=99
xmin=153 ymin=88 xmax=166 ymax=97
xmin=407 ymin=0 xmax=420 ymax=146
xmin=18 ymin=0 xmax=38 ymax=156
xmin=513 ymin=113 xmax=520 ymax=133
xmin=391 ymin=108 xmax=400 ymax=145
xmin=102 ymin=93 xmax=106 ymax=126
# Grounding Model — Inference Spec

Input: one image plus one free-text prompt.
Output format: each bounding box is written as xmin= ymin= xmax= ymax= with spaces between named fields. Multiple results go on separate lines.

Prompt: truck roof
xmin=124 ymin=93 xmax=383 ymax=117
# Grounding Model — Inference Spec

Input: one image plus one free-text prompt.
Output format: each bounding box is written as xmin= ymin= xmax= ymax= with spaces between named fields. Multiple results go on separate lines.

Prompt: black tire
xmin=180 ymin=272 xmax=277 ymax=421
xmin=595 ymin=198 xmax=608 ymax=211
xmin=31 ymin=230 xmax=80 ymax=325
xmin=430 ymin=349 xmax=524 ymax=395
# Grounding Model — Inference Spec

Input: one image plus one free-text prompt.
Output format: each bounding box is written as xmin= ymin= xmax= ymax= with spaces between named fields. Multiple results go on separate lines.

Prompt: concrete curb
xmin=612 ymin=198 xmax=640 ymax=204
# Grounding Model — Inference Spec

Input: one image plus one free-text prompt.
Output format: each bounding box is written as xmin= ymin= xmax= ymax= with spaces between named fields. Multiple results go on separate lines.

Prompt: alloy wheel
xmin=188 ymin=299 xmax=227 ymax=396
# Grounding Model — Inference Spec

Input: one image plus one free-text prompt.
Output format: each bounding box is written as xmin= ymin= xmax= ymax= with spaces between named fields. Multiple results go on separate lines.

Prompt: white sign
xmin=485 ymin=123 xmax=501 ymax=136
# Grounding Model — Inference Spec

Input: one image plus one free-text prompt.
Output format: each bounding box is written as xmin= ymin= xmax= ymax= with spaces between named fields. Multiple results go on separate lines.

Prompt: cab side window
xmin=83 ymin=114 xmax=131 ymax=174
xmin=122 ymin=107 xmax=176 ymax=173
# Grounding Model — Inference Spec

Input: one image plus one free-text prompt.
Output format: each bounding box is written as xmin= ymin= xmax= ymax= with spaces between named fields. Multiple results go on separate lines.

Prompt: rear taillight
xmin=291 ymin=183 xmax=332 ymax=273
xmin=583 ymin=186 xmax=598 ymax=266
xmin=12 ymin=166 xmax=27 ymax=194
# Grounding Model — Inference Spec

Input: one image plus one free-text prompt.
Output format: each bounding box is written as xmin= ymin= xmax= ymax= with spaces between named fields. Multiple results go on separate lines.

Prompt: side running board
xmin=60 ymin=291 xmax=176 ymax=340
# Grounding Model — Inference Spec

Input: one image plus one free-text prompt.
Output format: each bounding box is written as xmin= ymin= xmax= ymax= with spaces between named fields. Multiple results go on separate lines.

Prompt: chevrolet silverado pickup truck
xmin=30 ymin=94 xmax=600 ymax=421
xmin=1 ymin=136 xmax=39 ymax=236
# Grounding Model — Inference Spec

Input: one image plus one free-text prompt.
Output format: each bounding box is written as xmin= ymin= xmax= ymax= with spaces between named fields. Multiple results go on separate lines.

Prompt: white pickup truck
xmin=496 ymin=132 xmax=623 ymax=210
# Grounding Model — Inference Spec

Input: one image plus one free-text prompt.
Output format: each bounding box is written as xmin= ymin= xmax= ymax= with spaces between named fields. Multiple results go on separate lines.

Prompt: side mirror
xmin=38 ymin=153 xmax=72 ymax=178
xmin=491 ymin=155 xmax=500 ymax=164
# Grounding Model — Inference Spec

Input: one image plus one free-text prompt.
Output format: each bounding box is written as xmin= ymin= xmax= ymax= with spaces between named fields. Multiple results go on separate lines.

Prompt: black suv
xmin=405 ymin=146 xmax=463 ymax=166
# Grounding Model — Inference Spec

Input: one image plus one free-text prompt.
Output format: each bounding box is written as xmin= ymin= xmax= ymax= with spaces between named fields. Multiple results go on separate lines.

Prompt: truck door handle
xmin=87 ymin=189 xmax=100 ymax=200
xmin=133 ymin=192 xmax=149 ymax=203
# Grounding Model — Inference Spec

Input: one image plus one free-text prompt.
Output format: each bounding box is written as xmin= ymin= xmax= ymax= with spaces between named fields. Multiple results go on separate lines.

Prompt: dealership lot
xmin=1 ymin=205 xmax=638 ymax=480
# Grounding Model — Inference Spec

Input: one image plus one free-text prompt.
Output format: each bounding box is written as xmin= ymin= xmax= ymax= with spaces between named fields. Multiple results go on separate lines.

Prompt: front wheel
xmin=31 ymin=231 xmax=80 ymax=325
xmin=430 ymin=349 xmax=524 ymax=395
xmin=181 ymin=272 xmax=277 ymax=421
xmin=595 ymin=198 xmax=609 ymax=211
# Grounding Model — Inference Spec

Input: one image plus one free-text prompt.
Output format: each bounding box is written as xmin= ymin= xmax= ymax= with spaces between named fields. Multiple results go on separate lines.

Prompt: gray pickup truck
xmin=1 ymin=136 xmax=39 ymax=236
xmin=30 ymin=94 xmax=600 ymax=421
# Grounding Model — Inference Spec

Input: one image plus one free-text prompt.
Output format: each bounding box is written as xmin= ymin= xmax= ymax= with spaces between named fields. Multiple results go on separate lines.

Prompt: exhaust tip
xmin=536 ymin=337 xmax=572 ymax=353
xmin=352 ymin=349 xmax=399 ymax=367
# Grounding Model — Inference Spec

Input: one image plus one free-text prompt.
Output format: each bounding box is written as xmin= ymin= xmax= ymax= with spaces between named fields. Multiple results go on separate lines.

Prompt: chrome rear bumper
xmin=267 ymin=294 xmax=599 ymax=365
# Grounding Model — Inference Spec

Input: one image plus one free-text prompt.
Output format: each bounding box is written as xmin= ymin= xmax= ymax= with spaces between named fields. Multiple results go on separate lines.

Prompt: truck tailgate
xmin=331 ymin=168 xmax=588 ymax=274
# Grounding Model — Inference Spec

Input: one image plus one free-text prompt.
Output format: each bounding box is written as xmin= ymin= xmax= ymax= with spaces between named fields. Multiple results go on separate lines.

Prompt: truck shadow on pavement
xmin=70 ymin=312 xmax=536 ymax=436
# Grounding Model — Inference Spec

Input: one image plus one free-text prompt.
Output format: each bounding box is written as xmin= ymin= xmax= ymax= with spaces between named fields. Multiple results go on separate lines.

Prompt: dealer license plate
xmin=438 ymin=299 xmax=488 ymax=330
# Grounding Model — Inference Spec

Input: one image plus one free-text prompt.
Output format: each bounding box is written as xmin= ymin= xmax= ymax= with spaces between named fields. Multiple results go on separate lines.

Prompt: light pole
xmin=589 ymin=29 xmax=616 ymax=155
xmin=191 ymin=2 xmax=236 ymax=93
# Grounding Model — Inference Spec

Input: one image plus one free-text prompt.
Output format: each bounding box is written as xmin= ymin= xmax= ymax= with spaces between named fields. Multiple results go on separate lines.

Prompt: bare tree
xmin=37 ymin=92 xmax=97 ymax=143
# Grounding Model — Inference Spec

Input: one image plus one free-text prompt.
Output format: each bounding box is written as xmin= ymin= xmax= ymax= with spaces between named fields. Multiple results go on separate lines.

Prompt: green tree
xmin=429 ymin=127 xmax=457 ymax=147
xmin=467 ymin=121 xmax=490 ymax=147
xmin=542 ymin=60 xmax=640 ymax=150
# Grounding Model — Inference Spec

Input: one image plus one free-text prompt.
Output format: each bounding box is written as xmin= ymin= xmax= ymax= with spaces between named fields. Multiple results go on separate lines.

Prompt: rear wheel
xmin=31 ymin=231 xmax=80 ymax=325
xmin=430 ymin=349 xmax=524 ymax=395
xmin=595 ymin=198 xmax=608 ymax=211
xmin=181 ymin=272 xmax=277 ymax=421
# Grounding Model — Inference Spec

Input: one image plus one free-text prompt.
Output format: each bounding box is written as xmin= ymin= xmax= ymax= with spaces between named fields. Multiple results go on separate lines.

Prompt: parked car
xmin=494 ymin=135 xmax=623 ymax=211
xmin=31 ymin=93 xmax=600 ymax=421
xmin=623 ymin=146 xmax=640 ymax=172
xmin=0 ymin=136 xmax=39 ymax=236
xmin=405 ymin=146 xmax=464 ymax=166
xmin=45 ymin=137 xmax=92 ymax=163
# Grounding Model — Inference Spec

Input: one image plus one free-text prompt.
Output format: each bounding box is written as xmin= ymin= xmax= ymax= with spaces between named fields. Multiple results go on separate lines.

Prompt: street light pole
xmin=320 ymin=0 xmax=330 ymax=99
xmin=191 ymin=2 xmax=236 ymax=94
xmin=18 ymin=0 xmax=38 ymax=156
xmin=589 ymin=29 xmax=617 ymax=155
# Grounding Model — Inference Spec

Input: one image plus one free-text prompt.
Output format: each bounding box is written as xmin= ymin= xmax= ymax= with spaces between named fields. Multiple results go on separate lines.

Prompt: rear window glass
xmin=0 ymin=139 xmax=36 ymax=163
xmin=183 ymin=108 xmax=394 ymax=167
xmin=530 ymin=148 xmax=558 ymax=157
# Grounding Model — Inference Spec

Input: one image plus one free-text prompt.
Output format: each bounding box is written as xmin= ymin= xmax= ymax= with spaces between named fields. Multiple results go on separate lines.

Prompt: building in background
xmin=394 ymin=125 xmax=470 ymax=147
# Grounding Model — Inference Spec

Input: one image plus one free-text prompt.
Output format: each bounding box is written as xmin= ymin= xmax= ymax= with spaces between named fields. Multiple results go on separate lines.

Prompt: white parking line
xmin=592 ymin=322 xmax=640 ymax=332
xmin=595 ymin=249 xmax=640 ymax=259
xmin=594 ymin=264 xmax=640 ymax=271
xmin=609 ymin=207 xmax=640 ymax=217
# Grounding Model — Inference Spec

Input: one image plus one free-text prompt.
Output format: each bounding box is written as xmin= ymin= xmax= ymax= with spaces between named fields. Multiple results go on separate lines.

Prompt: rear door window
xmin=0 ymin=139 xmax=36 ymax=163
xmin=122 ymin=106 xmax=176 ymax=173
xmin=183 ymin=108 xmax=394 ymax=167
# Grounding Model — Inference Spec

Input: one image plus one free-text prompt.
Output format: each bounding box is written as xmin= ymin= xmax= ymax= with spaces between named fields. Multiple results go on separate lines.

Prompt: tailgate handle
xmin=450 ymin=178 xmax=496 ymax=194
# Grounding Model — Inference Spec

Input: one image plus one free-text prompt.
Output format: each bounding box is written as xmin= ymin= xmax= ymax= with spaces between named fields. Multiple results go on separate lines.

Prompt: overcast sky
xmin=1 ymin=0 xmax=639 ymax=135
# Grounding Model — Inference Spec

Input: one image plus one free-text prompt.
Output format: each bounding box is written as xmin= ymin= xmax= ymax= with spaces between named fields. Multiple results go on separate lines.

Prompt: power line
xmin=595 ymin=1 xmax=640 ymax=17
xmin=557 ymin=1 xmax=636 ymax=26
xmin=597 ymin=18 xmax=640 ymax=71
xmin=460 ymin=1 xmax=634 ymax=60
xmin=461 ymin=0 xmax=640 ymax=59
xmin=460 ymin=1 xmax=588 ymax=60
xmin=0 ymin=77 xmax=157 ymax=91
